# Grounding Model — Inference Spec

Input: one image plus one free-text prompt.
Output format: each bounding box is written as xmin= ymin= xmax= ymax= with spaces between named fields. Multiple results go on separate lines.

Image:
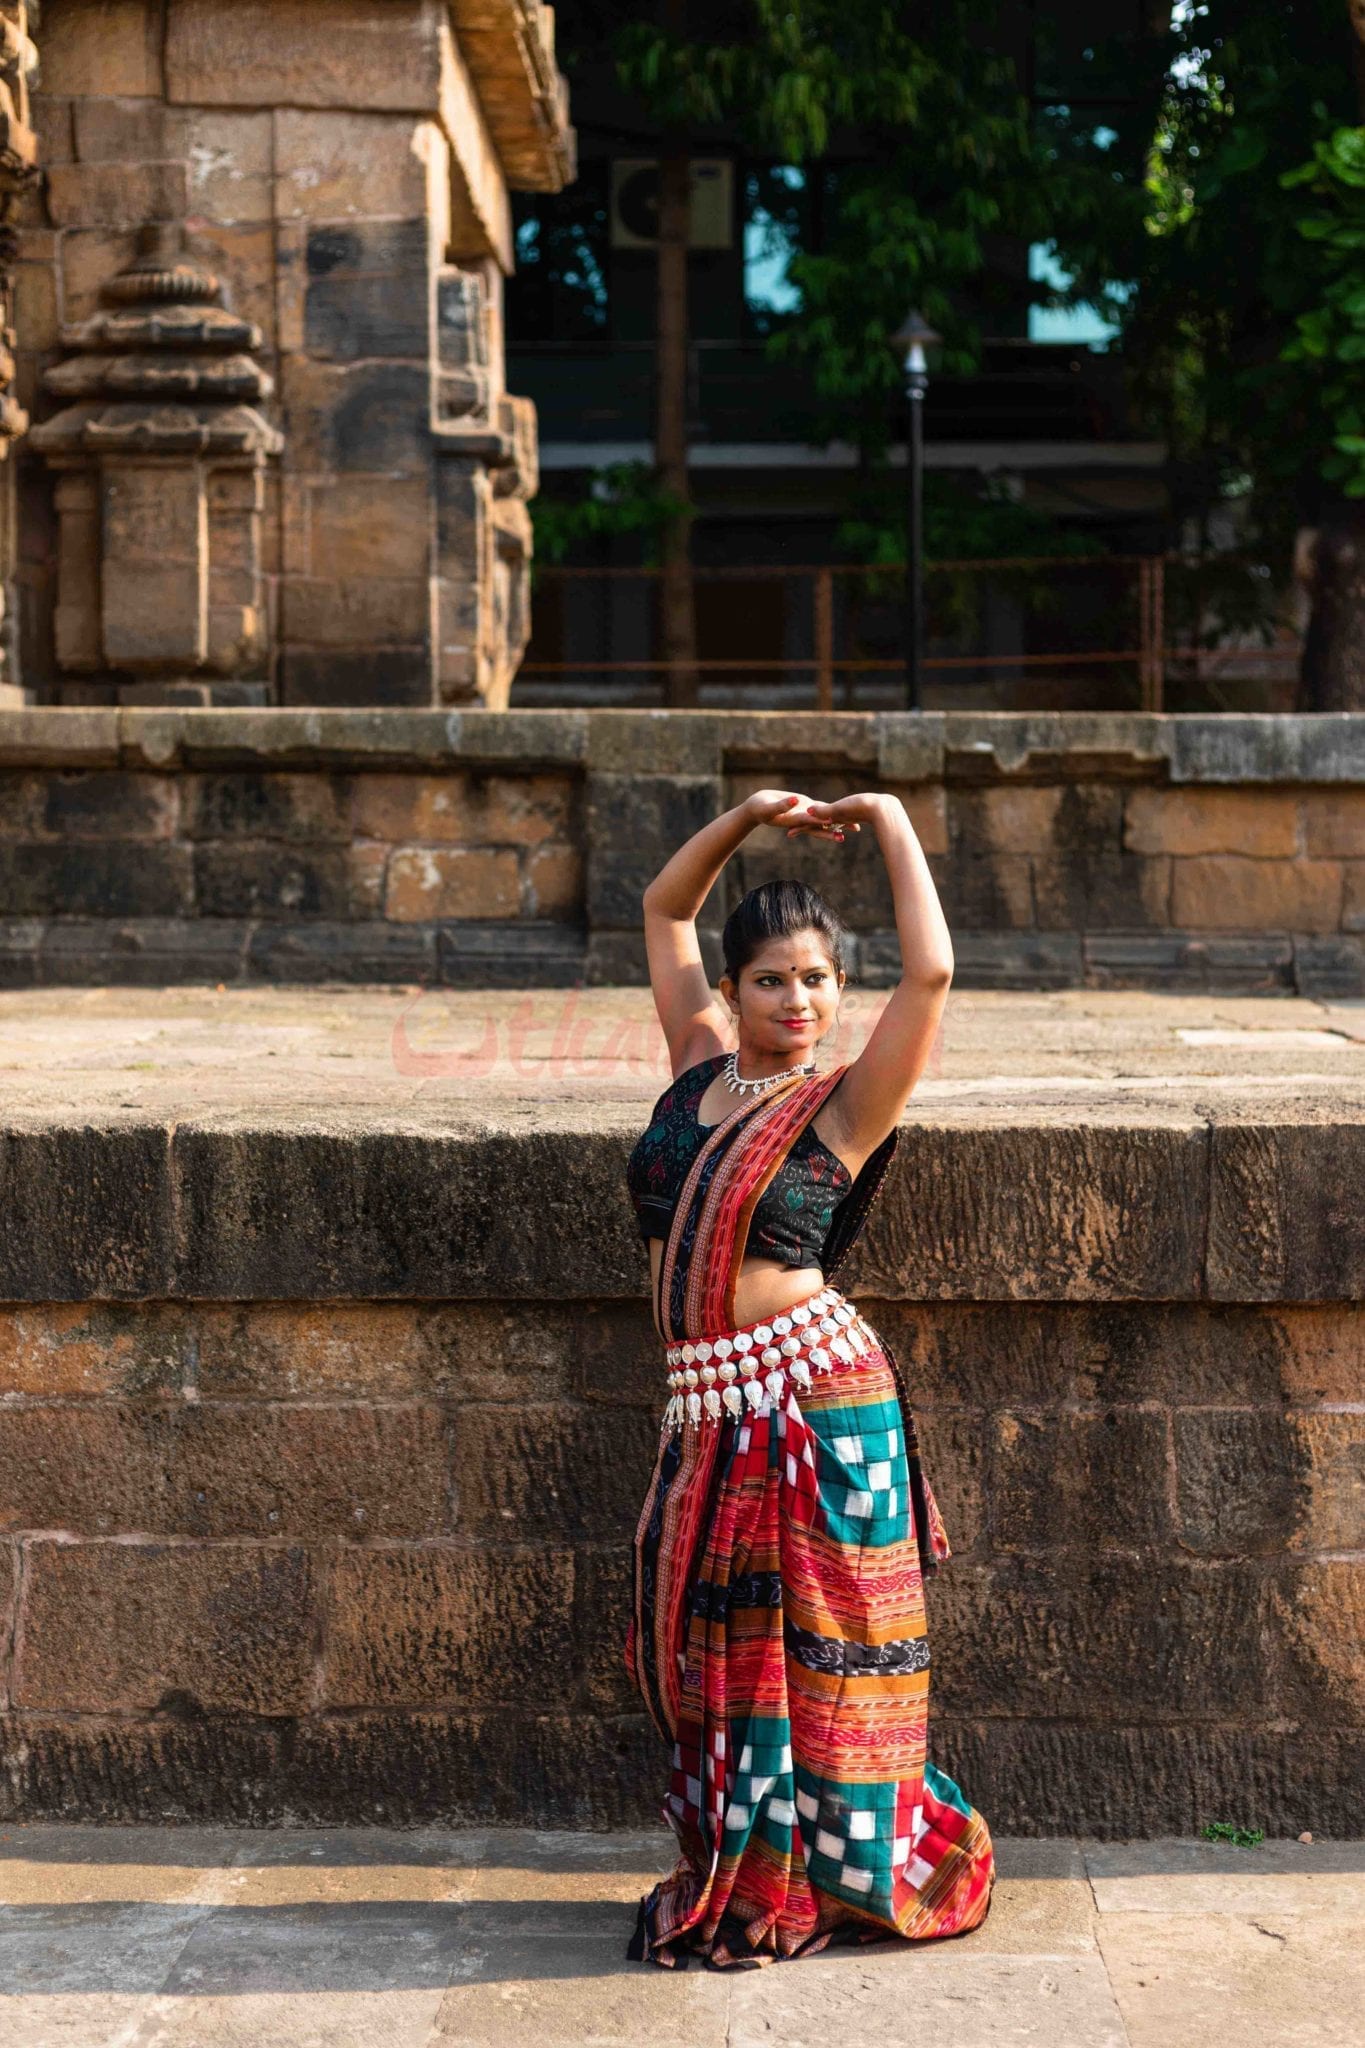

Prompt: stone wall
xmin=0 ymin=707 xmax=1363 ymax=994
xmin=13 ymin=0 xmax=573 ymax=707
xmin=0 ymin=1109 xmax=1360 ymax=1832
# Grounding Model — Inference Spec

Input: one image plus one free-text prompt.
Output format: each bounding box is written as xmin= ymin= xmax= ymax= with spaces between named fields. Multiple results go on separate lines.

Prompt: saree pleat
xmin=625 ymin=1060 xmax=994 ymax=1967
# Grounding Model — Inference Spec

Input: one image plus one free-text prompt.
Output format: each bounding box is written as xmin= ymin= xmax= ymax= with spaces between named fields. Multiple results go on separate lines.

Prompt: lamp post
xmin=890 ymin=309 xmax=940 ymax=711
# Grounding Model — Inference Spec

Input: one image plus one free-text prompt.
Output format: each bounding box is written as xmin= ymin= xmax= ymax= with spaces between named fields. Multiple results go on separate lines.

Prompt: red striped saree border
xmin=656 ymin=1067 xmax=813 ymax=1344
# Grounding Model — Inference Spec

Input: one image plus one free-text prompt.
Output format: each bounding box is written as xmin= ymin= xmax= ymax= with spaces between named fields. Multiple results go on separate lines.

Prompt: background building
xmin=10 ymin=0 xmax=575 ymax=708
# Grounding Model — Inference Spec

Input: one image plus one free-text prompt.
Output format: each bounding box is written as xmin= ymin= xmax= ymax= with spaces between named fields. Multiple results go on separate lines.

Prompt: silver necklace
xmin=721 ymin=1048 xmax=816 ymax=1097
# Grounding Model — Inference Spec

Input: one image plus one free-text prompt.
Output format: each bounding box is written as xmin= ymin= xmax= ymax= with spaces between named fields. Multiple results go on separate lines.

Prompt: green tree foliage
xmin=1048 ymin=2 xmax=1365 ymax=555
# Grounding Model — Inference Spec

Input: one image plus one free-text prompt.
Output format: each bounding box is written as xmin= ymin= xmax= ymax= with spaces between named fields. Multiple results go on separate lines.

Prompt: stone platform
xmin=0 ymin=987 xmax=1361 ymax=1836
xmin=1 ymin=1826 xmax=1361 ymax=2048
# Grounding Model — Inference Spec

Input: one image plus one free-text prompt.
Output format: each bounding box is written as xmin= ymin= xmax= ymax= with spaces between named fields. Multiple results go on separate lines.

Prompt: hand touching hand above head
xmin=743 ymin=790 xmax=863 ymax=841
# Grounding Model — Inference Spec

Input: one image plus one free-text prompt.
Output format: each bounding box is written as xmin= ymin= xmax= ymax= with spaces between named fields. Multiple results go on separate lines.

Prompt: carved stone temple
xmin=8 ymin=0 xmax=574 ymax=706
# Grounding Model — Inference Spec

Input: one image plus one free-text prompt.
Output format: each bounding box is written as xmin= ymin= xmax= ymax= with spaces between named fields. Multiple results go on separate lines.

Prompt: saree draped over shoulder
xmin=625 ymin=1060 xmax=994 ymax=1968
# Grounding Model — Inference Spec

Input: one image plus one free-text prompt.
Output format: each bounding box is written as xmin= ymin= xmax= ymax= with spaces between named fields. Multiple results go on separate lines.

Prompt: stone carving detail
xmin=32 ymin=225 xmax=283 ymax=684
xmin=0 ymin=0 xmax=36 ymax=453
xmin=435 ymin=263 xmax=536 ymax=707
xmin=0 ymin=1 xmax=37 ymax=696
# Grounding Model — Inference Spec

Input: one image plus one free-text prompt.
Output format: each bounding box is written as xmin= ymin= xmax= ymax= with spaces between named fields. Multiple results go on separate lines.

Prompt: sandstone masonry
xmin=13 ymin=0 xmax=573 ymax=707
xmin=0 ymin=708 xmax=1362 ymax=994
xmin=0 ymin=1101 xmax=1360 ymax=1833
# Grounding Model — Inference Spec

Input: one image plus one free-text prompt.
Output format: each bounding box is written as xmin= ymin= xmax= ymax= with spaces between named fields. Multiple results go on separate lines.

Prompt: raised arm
xmin=642 ymin=788 xmax=835 ymax=1077
xmin=801 ymin=792 xmax=953 ymax=1156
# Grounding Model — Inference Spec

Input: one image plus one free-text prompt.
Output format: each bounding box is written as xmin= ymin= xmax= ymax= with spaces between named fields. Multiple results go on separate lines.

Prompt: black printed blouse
xmin=625 ymin=1054 xmax=854 ymax=1270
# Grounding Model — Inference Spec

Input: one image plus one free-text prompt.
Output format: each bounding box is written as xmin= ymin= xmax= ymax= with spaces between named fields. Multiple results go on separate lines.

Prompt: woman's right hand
xmin=743 ymin=789 xmax=853 ymax=840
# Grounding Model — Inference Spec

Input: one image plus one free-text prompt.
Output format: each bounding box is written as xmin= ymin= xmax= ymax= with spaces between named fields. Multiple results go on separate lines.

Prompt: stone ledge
xmin=0 ymin=709 xmax=1362 ymax=782
xmin=0 ymin=1711 xmax=1357 ymax=1835
xmin=0 ymin=1109 xmax=1361 ymax=1303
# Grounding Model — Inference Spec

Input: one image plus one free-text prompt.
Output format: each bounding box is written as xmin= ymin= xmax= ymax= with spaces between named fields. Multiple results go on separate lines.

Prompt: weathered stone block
xmin=930 ymin=1558 xmax=1265 ymax=1721
xmin=1172 ymin=856 xmax=1344 ymax=933
xmin=324 ymin=1546 xmax=576 ymax=1706
xmin=304 ymin=221 xmax=433 ymax=363
xmin=71 ymin=96 xmax=189 ymax=163
xmin=41 ymin=0 xmax=161 ymax=98
xmin=943 ymin=931 xmax=1083 ymax=989
xmin=275 ymin=108 xmax=436 ymax=220
xmin=935 ymin=851 xmax=1034 ymax=930
xmin=169 ymin=1125 xmax=639 ymax=1300
xmin=351 ymin=770 xmax=471 ymax=842
xmin=1173 ymin=1411 xmax=1313 ymax=1556
xmin=385 ymin=845 xmax=520 ymax=919
xmin=0 ymin=842 xmax=191 ymax=923
xmin=1207 ymin=1123 xmax=1365 ymax=1301
xmin=573 ymin=1544 xmax=637 ymax=1711
xmin=525 ymin=842 xmax=581 ymax=916
xmin=185 ymin=110 xmax=274 ymax=222
xmin=164 ymin=1402 xmax=450 ymax=1539
xmin=44 ymin=160 xmax=191 ymax=231
xmin=1293 ymin=934 xmax=1365 ymax=1000
xmin=11 ymin=261 xmax=59 ymax=353
xmin=183 ymin=771 xmax=352 ymax=844
xmin=1289 ymin=1413 xmax=1365 ymax=1553
xmin=192 ymin=1302 xmax=426 ymax=1398
xmin=352 ymin=770 xmax=574 ymax=847
xmin=42 ymin=770 xmax=178 ymax=839
xmin=1344 ymin=863 xmax=1365 ymax=934
xmin=0 ymin=1707 xmax=663 ymax=1829
xmin=0 ymin=770 xmax=46 ymax=836
xmin=0 ymin=1545 xmax=15 ymax=1705
xmin=586 ymin=774 xmax=723 ymax=926
xmin=306 ymin=477 xmax=433 ymax=581
xmin=0 ymin=1407 xmax=172 ymax=1535
xmin=451 ymin=1404 xmax=659 ymax=1538
xmin=990 ymin=1409 xmax=1172 ymax=1553
xmin=1033 ymin=852 xmax=1171 ymax=931
xmin=1265 ymin=1562 xmax=1365 ymax=1724
xmin=913 ymin=1406 xmax=989 ymax=1556
xmin=165 ymin=0 xmax=445 ymax=112
xmin=569 ymin=1299 xmax=665 ymax=1408
xmin=1125 ymin=788 xmax=1301 ymax=857
xmin=888 ymin=783 xmax=948 ymax=855
xmin=953 ymin=786 xmax=1063 ymax=855
xmin=283 ymin=577 xmax=433 ymax=647
xmin=31 ymin=96 xmax=75 ymax=167
xmin=37 ymin=918 xmax=251 ymax=986
xmin=880 ymin=1301 xmax=1362 ymax=1410
xmin=278 ymin=649 xmax=433 ymax=707
xmin=15 ymin=1541 xmax=316 ymax=1714
xmin=192 ymin=844 xmax=356 ymax=919
xmin=279 ymin=356 xmax=432 ymax=475
xmin=1083 ymin=932 xmax=1295 ymax=993
xmin=854 ymin=1119 xmax=1208 ymax=1301
xmin=0 ymin=1302 xmax=191 ymax=1399
xmin=245 ymin=918 xmax=437 ymax=980
xmin=934 ymin=1719 xmax=1362 ymax=1839
xmin=58 ymin=225 xmax=140 ymax=323
xmin=1303 ymin=792 xmax=1365 ymax=857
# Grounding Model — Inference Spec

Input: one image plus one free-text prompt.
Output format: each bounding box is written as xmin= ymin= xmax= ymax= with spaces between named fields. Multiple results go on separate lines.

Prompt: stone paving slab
xmin=0 ymin=985 xmax=1362 ymax=1122
xmin=0 ymin=1829 xmax=1361 ymax=2048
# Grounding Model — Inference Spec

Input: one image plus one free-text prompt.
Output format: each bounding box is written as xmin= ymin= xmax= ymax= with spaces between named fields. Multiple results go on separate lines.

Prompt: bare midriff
xmin=646 ymin=1240 xmax=828 ymax=1344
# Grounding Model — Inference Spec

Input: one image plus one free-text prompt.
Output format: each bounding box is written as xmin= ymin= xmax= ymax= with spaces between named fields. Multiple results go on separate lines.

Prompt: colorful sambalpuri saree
xmin=625 ymin=1059 xmax=994 ymax=1967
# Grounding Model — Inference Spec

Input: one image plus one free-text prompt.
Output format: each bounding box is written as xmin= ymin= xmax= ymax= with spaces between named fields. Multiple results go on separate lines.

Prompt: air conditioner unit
xmin=610 ymin=158 xmax=734 ymax=250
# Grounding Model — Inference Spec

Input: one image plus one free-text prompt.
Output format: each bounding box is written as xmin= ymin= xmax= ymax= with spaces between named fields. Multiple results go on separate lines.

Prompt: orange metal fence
xmin=520 ymin=555 xmax=1301 ymax=712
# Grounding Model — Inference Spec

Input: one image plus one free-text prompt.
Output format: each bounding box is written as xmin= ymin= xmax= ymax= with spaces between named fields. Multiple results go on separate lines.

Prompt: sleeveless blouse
xmin=625 ymin=1054 xmax=855 ymax=1271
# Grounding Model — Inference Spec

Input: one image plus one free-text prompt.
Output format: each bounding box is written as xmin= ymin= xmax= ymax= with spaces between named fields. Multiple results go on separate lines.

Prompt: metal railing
xmin=519 ymin=555 xmax=1302 ymax=712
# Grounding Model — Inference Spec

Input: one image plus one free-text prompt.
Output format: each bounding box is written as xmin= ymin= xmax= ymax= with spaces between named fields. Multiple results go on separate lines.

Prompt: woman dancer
xmin=623 ymin=786 xmax=994 ymax=1968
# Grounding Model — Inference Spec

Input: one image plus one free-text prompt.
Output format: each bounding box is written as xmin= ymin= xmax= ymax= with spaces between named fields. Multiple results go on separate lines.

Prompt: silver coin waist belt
xmin=661 ymin=1286 xmax=880 ymax=1431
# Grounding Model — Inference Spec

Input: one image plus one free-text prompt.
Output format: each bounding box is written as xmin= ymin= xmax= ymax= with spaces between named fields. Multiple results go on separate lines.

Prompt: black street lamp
xmin=890 ymin=308 xmax=941 ymax=712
